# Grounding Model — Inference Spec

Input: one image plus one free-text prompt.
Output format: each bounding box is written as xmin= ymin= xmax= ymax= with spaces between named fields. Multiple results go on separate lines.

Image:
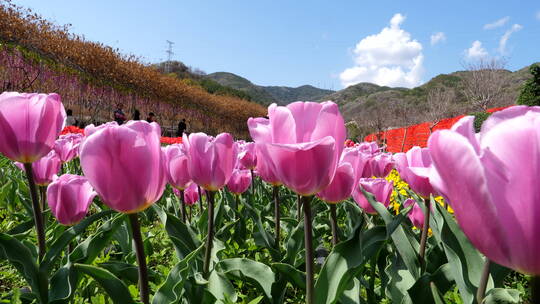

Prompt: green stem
xmin=297 ymin=194 xmax=302 ymax=220
xmin=302 ymin=196 xmax=314 ymax=304
xmin=203 ymin=191 xmax=215 ymax=278
xmin=180 ymin=189 xmax=186 ymax=223
xmin=39 ymin=185 xmax=46 ymax=211
xmin=273 ymin=186 xmax=280 ymax=249
xmin=419 ymin=197 xmax=431 ymax=271
xmin=128 ymin=213 xmax=149 ymax=304
xmin=197 ymin=185 xmax=204 ymax=214
xmin=476 ymin=259 xmax=491 ymax=304
xmin=250 ymin=169 xmax=255 ymax=198
xmin=23 ymin=163 xmax=46 ymax=261
xmin=329 ymin=204 xmax=339 ymax=246
xmin=531 ymin=276 xmax=540 ymax=304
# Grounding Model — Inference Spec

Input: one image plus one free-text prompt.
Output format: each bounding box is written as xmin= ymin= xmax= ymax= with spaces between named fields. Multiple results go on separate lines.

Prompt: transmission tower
xmin=165 ymin=40 xmax=175 ymax=73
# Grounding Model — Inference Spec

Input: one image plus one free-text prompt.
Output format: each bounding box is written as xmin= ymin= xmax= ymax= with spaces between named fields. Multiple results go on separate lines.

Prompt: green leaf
xmin=272 ymin=262 xmax=305 ymax=290
xmin=69 ymin=214 xmax=125 ymax=264
xmin=48 ymin=263 xmax=78 ymax=303
xmin=206 ymin=270 xmax=237 ymax=303
xmin=99 ymin=261 xmax=158 ymax=284
xmin=484 ymin=288 xmax=521 ymax=304
xmin=430 ymin=202 xmax=491 ymax=304
xmin=406 ymin=264 xmax=454 ymax=303
xmin=0 ymin=233 xmax=47 ymax=303
xmin=364 ymin=188 xmax=421 ymax=279
xmin=283 ymin=220 xmax=304 ymax=266
xmin=152 ymin=244 xmax=204 ymax=304
xmin=152 ymin=205 xmax=201 ymax=259
xmin=73 ymin=263 xmax=136 ymax=304
xmin=218 ymin=258 xmax=276 ymax=301
xmin=338 ymin=277 xmax=362 ymax=304
xmin=6 ymin=219 xmax=34 ymax=235
xmin=40 ymin=210 xmax=115 ymax=273
xmin=314 ymin=225 xmax=386 ymax=304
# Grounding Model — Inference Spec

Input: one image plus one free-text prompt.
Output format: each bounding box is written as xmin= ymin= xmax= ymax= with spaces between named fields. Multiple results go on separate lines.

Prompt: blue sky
xmin=12 ymin=0 xmax=540 ymax=90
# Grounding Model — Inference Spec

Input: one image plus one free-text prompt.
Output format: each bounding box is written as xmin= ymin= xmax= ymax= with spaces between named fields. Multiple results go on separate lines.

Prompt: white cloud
xmin=430 ymin=32 xmax=446 ymax=46
xmin=483 ymin=16 xmax=510 ymax=30
xmin=466 ymin=40 xmax=488 ymax=60
xmin=499 ymin=24 xmax=523 ymax=54
xmin=339 ymin=13 xmax=424 ymax=88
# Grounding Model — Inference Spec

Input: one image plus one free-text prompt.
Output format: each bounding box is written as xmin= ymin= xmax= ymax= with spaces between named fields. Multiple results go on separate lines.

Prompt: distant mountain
xmin=207 ymin=72 xmax=334 ymax=106
xmin=263 ymin=85 xmax=334 ymax=104
xmin=206 ymin=72 xmax=278 ymax=105
xmin=318 ymin=64 xmax=536 ymax=128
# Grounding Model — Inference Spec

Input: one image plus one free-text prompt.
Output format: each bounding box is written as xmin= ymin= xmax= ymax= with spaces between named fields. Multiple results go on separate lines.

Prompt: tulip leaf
xmin=48 ymin=262 xmax=79 ymax=303
xmin=338 ymin=277 xmax=362 ymax=304
xmin=484 ymin=288 xmax=521 ymax=304
xmin=284 ymin=220 xmax=304 ymax=266
xmin=152 ymin=205 xmax=201 ymax=259
xmin=314 ymin=225 xmax=386 ymax=304
xmin=72 ymin=263 xmax=136 ymax=304
xmin=69 ymin=213 xmax=125 ymax=264
xmin=99 ymin=261 xmax=159 ymax=284
xmin=40 ymin=209 xmax=116 ymax=273
xmin=152 ymin=243 xmax=204 ymax=304
xmin=272 ymin=262 xmax=306 ymax=290
xmin=430 ymin=202 xmax=492 ymax=304
xmin=206 ymin=270 xmax=237 ymax=304
xmin=6 ymin=219 xmax=34 ymax=235
xmin=405 ymin=263 xmax=454 ymax=303
xmin=218 ymin=258 xmax=276 ymax=301
xmin=385 ymin=253 xmax=417 ymax=303
xmin=0 ymin=233 xmax=47 ymax=303
xmin=363 ymin=188 xmax=421 ymax=279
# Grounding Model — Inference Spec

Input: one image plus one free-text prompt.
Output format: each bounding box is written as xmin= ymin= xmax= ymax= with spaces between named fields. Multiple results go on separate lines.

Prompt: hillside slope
xmin=207 ymin=72 xmax=335 ymax=105
xmin=320 ymin=64 xmax=536 ymax=128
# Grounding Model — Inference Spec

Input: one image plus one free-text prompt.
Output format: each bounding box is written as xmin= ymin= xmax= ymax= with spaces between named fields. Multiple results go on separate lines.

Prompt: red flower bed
xmin=364 ymin=106 xmax=510 ymax=152
xmin=61 ymin=126 xmax=183 ymax=145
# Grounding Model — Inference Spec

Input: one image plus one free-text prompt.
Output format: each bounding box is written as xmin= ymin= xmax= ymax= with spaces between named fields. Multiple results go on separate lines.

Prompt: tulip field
xmin=0 ymin=92 xmax=536 ymax=304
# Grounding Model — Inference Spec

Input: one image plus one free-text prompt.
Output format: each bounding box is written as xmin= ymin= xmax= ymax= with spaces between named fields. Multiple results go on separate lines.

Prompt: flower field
xmin=0 ymin=92 xmax=536 ymax=304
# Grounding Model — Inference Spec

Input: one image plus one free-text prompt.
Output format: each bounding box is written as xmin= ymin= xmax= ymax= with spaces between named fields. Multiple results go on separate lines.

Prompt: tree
xmin=426 ymin=87 xmax=456 ymax=133
xmin=517 ymin=64 xmax=540 ymax=106
xmin=463 ymin=58 xmax=508 ymax=111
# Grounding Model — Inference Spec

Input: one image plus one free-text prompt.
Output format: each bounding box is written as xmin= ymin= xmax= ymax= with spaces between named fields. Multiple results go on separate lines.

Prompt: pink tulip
xmin=226 ymin=169 xmax=252 ymax=195
xmin=163 ymin=144 xmax=191 ymax=190
xmin=182 ymin=183 xmax=201 ymax=205
xmin=254 ymin=147 xmax=282 ymax=186
xmin=47 ymin=174 xmax=96 ymax=225
xmin=54 ymin=133 xmax=84 ymax=163
xmin=352 ymin=178 xmax=393 ymax=214
xmin=15 ymin=150 xmax=61 ymax=186
xmin=357 ymin=141 xmax=380 ymax=155
xmin=79 ymin=121 xmax=167 ymax=213
xmin=182 ymin=132 xmax=237 ymax=191
xmin=238 ymin=141 xmax=257 ymax=170
xmin=365 ymin=153 xmax=393 ymax=178
xmin=84 ymin=121 xmax=118 ymax=137
xmin=394 ymin=147 xmax=436 ymax=197
xmin=248 ymin=101 xmax=346 ymax=196
xmin=0 ymin=92 xmax=66 ymax=163
xmin=427 ymin=106 xmax=540 ymax=275
xmin=403 ymin=198 xmax=425 ymax=229
xmin=317 ymin=147 xmax=368 ymax=203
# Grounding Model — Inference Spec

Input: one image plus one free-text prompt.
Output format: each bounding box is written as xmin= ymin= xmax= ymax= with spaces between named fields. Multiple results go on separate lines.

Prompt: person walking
xmin=65 ymin=109 xmax=77 ymax=126
xmin=113 ymin=104 xmax=127 ymax=124
xmin=146 ymin=112 xmax=156 ymax=123
xmin=177 ymin=118 xmax=187 ymax=137
xmin=133 ymin=109 xmax=141 ymax=120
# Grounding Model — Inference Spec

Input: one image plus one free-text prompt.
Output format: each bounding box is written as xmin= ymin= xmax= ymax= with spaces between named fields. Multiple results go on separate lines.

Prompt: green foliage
xmin=517 ymin=64 xmax=540 ymax=106
xmin=470 ymin=112 xmax=492 ymax=132
xmin=0 ymin=155 xmax=532 ymax=303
